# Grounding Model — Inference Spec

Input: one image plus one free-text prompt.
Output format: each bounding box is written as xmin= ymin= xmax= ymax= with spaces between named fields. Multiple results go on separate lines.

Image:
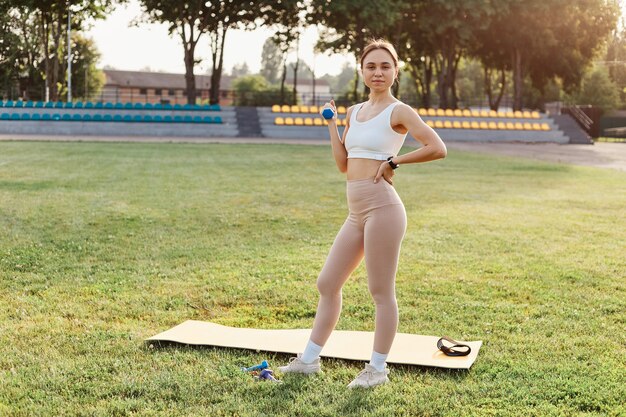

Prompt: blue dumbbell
xmin=322 ymin=108 xmax=335 ymax=120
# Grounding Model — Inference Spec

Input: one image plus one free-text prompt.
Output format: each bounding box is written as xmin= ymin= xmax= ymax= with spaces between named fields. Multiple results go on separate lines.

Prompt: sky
xmin=84 ymin=0 xmax=352 ymax=77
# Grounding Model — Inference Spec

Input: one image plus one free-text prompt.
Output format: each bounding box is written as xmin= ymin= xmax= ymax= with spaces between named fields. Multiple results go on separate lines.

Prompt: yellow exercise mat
xmin=146 ymin=320 xmax=482 ymax=369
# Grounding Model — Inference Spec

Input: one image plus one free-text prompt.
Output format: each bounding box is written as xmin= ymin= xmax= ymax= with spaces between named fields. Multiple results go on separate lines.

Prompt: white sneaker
xmin=278 ymin=353 xmax=321 ymax=374
xmin=347 ymin=364 xmax=390 ymax=388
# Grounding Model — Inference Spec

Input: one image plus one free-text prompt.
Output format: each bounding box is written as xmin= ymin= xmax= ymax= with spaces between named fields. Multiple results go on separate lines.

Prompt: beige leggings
xmin=310 ymin=178 xmax=407 ymax=354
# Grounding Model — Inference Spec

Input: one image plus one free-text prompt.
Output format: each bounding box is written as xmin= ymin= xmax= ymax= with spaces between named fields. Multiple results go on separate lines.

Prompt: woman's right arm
xmin=322 ymin=100 xmax=352 ymax=173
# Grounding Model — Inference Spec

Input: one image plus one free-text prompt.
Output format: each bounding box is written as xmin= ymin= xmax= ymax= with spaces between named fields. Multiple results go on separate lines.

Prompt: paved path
xmin=1 ymin=134 xmax=625 ymax=172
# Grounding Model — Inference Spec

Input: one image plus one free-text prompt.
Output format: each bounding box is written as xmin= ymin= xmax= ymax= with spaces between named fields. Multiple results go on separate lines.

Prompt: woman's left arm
xmin=374 ymin=104 xmax=447 ymax=183
xmin=391 ymin=104 xmax=447 ymax=165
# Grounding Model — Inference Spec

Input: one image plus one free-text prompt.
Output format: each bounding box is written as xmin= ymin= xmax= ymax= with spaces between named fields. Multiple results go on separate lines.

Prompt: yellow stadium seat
xmin=436 ymin=108 xmax=445 ymax=117
xmin=427 ymin=108 xmax=437 ymax=116
xmin=497 ymin=122 xmax=506 ymax=130
xmin=272 ymin=105 xmax=281 ymax=112
xmin=434 ymin=120 xmax=444 ymax=128
xmin=532 ymin=123 xmax=542 ymax=131
xmin=290 ymin=105 xmax=300 ymax=113
xmin=425 ymin=120 xmax=435 ymax=128
xmin=514 ymin=111 xmax=523 ymax=118
xmin=452 ymin=121 xmax=462 ymax=128
xmin=337 ymin=106 xmax=347 ymax=114
xmin=462 ymin=109 xmax=472 ymax=117
xmin=294 ymin=117 xmax=304 ymax=125
xmin=541 ymin=123 xmax=550 ymax=131
xmin=285 ymin=117 xmax=294 ymax=125
xmin=443 ymin=120 xmax=453 ymax=128
xmin=531 ymin=111 xmax=540 ymax=118
xmin=418 ymin=108 xmax=428 ymax=116
xmin=471 ymin=121 xmax=480 ymax=129
xmin=523 ymin=122 xmax=533 ymax=130
xmin=304 ymin=118 xmax=313 ymax=126
xmin=489 ymin=110 xmax=498 ymax=117
xmin=514 ymin=122 xmax=524 ymax=130
xmin=506 ymin=122 xmax=515 ymax=129
xmin=505 ymin=111 xmax=515 ymax=118
xmin=275 ymin=117 xmax=284 ymax=125
xmin=445 ymin=109 xmax=454 ymax=117
xmin=310 ymin=105 xmax=319 ymax=113
xmin=314 ymin=118 xmax=322 ymax=126
xmin=462 ymin=121 xmax=471 ymax=129
xmin=479 ymin=121 xmax=489 ymax=129
xmin=281 ymin=105 xmax=290 ymax=112
xmin=488 ymin=122 xmax=497 ymax=129
xmin=471 ymin=110 xmax=481 ymax=117
xmin=480 ymin=110 xmax=489 ymax=117
xmin=522 ymin=111 xmax=532 ymax=118
xmin=300 ymin=105 xmax=309 ymax=113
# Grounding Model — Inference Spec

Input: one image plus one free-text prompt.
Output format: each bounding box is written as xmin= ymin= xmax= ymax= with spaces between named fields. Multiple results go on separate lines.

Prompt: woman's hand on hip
xmin=374 ymin=161 xmax=394 ymax=185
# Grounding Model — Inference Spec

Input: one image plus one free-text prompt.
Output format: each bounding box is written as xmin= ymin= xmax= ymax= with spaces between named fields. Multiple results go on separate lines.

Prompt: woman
xmin=279 ymin=39 xmax=447 ymax=388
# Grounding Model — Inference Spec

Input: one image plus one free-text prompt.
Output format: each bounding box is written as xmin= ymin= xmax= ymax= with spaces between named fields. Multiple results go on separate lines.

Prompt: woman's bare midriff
xmin=346 ymin=158 xmax=385 ymax=180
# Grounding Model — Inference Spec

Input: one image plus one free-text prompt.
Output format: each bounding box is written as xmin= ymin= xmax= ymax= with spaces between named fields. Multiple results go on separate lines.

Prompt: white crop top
xmin=344 ymin=101 xmax=408 ymax=160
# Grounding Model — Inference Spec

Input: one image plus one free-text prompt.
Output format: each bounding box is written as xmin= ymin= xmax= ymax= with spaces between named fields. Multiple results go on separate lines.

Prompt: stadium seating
xmin=0 ymin=100 xmax=222 ymax=112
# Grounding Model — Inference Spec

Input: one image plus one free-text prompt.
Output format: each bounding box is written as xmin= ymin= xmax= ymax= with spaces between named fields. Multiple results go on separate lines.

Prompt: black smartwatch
xmin=387 ymin=156 xmax=399 ymax=170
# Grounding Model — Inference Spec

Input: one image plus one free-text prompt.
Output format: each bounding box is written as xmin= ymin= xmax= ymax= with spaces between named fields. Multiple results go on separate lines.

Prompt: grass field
xmin=0 ymin=141 xmax=624 ymax=417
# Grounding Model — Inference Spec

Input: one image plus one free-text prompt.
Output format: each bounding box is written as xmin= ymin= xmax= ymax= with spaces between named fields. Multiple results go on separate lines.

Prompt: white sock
xmin=300 ymin=340 xmax=323 ymax=364
xmin=369 ymin=351 xmax=388 ymax=372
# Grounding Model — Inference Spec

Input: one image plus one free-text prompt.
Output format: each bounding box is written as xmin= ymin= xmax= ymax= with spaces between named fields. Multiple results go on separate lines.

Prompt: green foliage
xmin=232 ymin=74 xmax=296 ymax=106
xmin=576 ymin=66 xmax=620 ymax=110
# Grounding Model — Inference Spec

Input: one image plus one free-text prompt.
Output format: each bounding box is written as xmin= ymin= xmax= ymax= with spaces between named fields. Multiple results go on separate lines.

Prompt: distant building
xmin=100 ymin=69 xmax=332 ymax=106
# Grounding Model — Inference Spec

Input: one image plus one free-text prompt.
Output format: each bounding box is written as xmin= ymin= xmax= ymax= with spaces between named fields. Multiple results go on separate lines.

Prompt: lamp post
xmin=67 ymin=5 xmax=72 ymax=103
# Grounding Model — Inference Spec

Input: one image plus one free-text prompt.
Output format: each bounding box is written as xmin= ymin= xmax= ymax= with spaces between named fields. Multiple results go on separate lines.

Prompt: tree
xmin=230 ymin=62 xmax=250 ymax=78
xmin=260 ymin=36 xmax=282 ymax=84
xmin=576 ymin=66 xmax=620 ymax=110
xmin=58 ymin=34 xmax=104 ymax=100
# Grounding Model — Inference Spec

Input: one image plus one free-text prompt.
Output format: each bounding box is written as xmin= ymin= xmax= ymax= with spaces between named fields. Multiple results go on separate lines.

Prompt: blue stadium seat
xmin=74 ymin=101 xmax=83 ymax=108
xmin=144 ymin=103 xmax=153 ymax=110
xmin=72 ymin=114 xmax=82 ymax=121
xmin=153 ymin=115 xmax=162 ymax=122
xmin=25 ymin=101 xmax=34 ymax=108
xmin=35 ymin=101 xmax=43 ymax=108
xmin=0 ymin=101 xmax=4 ymax=108
xmin=103 ymin=114 xmax=112 ymax=121
xmin=14 ymin=101 xmax=23 ymax=108
xmin=92 ymin=114 xmax=103 ymax=121
xmin=83 ymin=114 xmax=92 ymax=121
xmin=132 ymin=115 xmax=142 ymax=122
xmin=31 ymin=113 xmax=41 ymax=120
xmin=133 ymin=103 xmax=143 ymax=109
xmin=54 ymin=101 xmax=64 ymax=108
xmin=113 ymin=115 xmax=122 ymax=122
xmin=1 ymin=113 xmax=10 ymax=119
xmin=203 ymin=116 xmax=213 ymax=123
xmin=52 ymin=113 xmax=61 ymax=120
xmin=85 ymin=102 xmax=94 ymax=108
xmin=193 ymin=116 xmax=202 ymax=123
xmin=11 ymin=113 xmax=20 ymax=120
xmin=62 ymin=114 xmax=71 ymax=121
xmin=44 ymin=102 xmax=54 ymax=108
xmin=163 ymin=103 xmax=173 ymax=110
xmin=5 ymin=100 xmax=14 ymax=107
xmin=163 ymin=115 xmax=173 ymax=123
xmin=96 ymin=102 xmax=106 ymax=109
xmin=64 ymin=102 xmax=73 ymax=108
xmin=214 ymin=116 xmax=222 ymax=123
xmin=122 ymin=115 xmax=132 ymax=122
xmin=42 ymin=113 xmax=51 ymax=120
xmin=124 ymin=103 xmax=133 ymax=109
xmin=183 ymin=104 xmax=193 ymax=110
xmin=143 ymin=115 xmax=153 ymax=122
xmin=183 ymin=115 xmax=192 ymax=123
xmin=153 ymin=103 xmax=162 ymax=109
xmin=114 ymin=103 xmax=123 ymax=109
xmin=21 ymin=113 xmax=31 ymax=120
xmin=174 ymin=115 xmax=183 ymax=123
xmin=174 ymin=104 xmax=183 ymax=110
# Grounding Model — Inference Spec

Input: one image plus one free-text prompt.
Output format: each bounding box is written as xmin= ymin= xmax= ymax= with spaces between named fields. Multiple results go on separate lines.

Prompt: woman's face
xmin=361 ymin=48 xmax=398 ymax=92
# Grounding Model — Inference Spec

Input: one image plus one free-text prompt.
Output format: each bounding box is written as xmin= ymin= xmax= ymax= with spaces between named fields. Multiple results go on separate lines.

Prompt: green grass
xmin=0 ymin=141 xmax=624 ymax=417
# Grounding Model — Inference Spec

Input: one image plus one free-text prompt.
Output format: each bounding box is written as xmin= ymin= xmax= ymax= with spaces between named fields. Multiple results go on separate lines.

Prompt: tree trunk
xmin=280 ymin=56 xmax=287 ymax=103
xmin=39 ymin=11 xmax=50 ymax=101
xmin=49 ymin=8 xmax=63 ymax=102
xmin=512 ymin=48 xmax=523 ymax=111
xmin=182 ymin=24 xmax=197 ymax=105
xmin=292 ymin=33 xmax=299 ymax=104
xmin=209 ymin=24 xmax=227 ymax=105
